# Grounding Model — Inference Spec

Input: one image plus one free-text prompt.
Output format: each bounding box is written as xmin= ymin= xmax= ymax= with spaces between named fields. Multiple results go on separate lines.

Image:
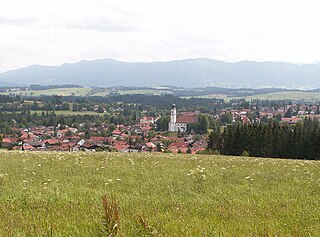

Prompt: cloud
xmin=64 ymin=16 xmax=142 ymax=32
xmin=0 ymin=16 xmax=38 ymax=27
xmin=1 ymin=0 xmax=320 ymax=73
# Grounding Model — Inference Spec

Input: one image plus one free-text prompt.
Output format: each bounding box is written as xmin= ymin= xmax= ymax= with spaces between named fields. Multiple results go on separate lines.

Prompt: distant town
xmin=0 ymin=88 xmax=319 ymax=154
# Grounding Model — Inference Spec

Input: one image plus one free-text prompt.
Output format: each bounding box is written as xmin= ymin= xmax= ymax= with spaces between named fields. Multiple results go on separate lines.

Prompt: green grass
xmin=1 ymin=151 xmax=320 ymax=236
xmin=90 ymin=89 xmax=172 ymax=97
xmin=0 ymin=88 xmax=92 ymax=97
xmin=91 ymin=91 xmax=109 ymax=97
xmin=182 ymin=93 xmax=230 ymax=101
xmin=244 ymin=91 xmax=320 ymax=101
xmin=186 ymin=91 xmax=320 ymax=102
xmin=118 ymin=89 xmax=172 ymax=96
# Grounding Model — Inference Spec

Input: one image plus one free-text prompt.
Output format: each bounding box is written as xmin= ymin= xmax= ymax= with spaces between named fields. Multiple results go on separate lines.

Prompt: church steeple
xmin=169 ymin=104 xmax=177 ymax=131
xmin=170 ymin=104 xmax=176 ymax=124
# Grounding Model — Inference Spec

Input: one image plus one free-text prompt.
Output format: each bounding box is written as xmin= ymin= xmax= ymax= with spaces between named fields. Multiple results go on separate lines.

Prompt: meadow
xmin=0 ymin=151 xmax=320 ymax=236
xmin=0 ymin=88 xmax=91 ymax=97
xmin=188 ymin=91 xmax=320 ymax=102
xmin=244 ymin=91 xmax=320 ymax=101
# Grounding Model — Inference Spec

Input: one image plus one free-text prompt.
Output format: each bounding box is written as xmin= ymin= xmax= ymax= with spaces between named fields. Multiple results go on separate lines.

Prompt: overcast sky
xmin=1 ymin=0 xmax=320 ymax=72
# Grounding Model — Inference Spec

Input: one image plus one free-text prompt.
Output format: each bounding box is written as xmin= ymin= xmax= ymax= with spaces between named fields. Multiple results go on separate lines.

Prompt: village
xmin=1 ymin=99 xmax=319 ymax=153
xmin=0 ymin=115 xmax=207 ymax=154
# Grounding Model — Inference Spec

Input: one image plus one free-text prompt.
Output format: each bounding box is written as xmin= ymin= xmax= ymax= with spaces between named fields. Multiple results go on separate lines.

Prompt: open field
xmin=1 ymin=151 xmax=320 ymax=236
xmin=182 ymin=94 xmax=230 ymax=100
xmin=90 ymin=89 xmax=172 ymax=97
xmin=244 ymin=91 xmax=320 ymax=101
xmin=118 ymin=89 xmax=172 ymax=96
xmin=0 ymin=88 xmax=91 ymax=97
xmin=187 ymin=91 xmax=320 ymax=101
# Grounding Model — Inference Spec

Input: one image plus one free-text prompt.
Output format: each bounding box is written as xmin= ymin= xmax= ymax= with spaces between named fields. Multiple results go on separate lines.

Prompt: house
xmin=281 ymin=117 xmax=302 ymax=124
xmin=167 ymin=141 xmax=189 ymax=153
xmin=1 ymin=137 xmax=18 ymax=148
xmin=22 ymin=144 xmax=35 ymax=151
xmin=44 ymin=138 xmax=60 ymax=147
xmin=112 ymin=130 xmax=122 ymax=137
xmin=112 ymin=141 xmax=129 ymax=151
xmin=140 ymin=116 xmax=154 ymax=124
xmin=142 ymin=142 xmax=157 ymax=152
xmin=88 ymin=137 xmax=108 ymax=145
xmin=77 ymin=139 xmax=86 ymax=146
xmin=82 ymin=143 xmax=99 ymax=151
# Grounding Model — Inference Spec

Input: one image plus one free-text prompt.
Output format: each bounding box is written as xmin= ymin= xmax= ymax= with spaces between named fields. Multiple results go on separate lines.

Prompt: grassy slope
xmin=244 ymin=91 xmax=320 ymax=101
xmin=187 ymin=91 xmax=320 ymax=101
xmin=0 ymin=151 xmax=320 ymax=236
xmin=0 ymin=88 xmax=91 ymax=97
xmin=90 ymin=89 xmax=172 ymax=97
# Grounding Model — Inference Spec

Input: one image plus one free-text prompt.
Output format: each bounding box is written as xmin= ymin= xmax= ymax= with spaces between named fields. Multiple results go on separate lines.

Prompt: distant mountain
xmin=0 ymin=81 xmax=21 ymax=87
xmin=1 ymin=58 xmax=320 ymax=89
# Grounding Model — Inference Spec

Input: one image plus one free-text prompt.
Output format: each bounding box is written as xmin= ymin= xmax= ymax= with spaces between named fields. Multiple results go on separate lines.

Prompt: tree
xmin=261 ymin=115 xmax=269 ymax=124
xmin=72 ymin=103 xmax=79 ymax=112
xmin=32 ymin=101 xmax=40 ymax=110
xmin=85 ymin=130 xmax=91 ymax=139
xmin=95 ymin=121 xmax=102 ymax=128
xmin=284 ymin=108 xmax=293 ymax=118
xmin=187 ymin=147 xmax=192 ymax=154
xmin=98 ymin=105 xmax=104 ymax=113
xmin=198 ymin=115 xmax=209 ymax=134
xmin=156 ymin=143 xmax=162 ymax=152
xmin=65 ymin=130 xmax=72 ymax=136
xmin=156 ymin=116 xmax=169 ymax=131
xmin=207 ymin=123 xmax=221 ymax=151
xmin=61 ymin=102 xmax=70 ymax=110
xmin=43 ymin=102 xmax=55 ymax=111
xmin=220 ymin=113 xmax=233 ymax=124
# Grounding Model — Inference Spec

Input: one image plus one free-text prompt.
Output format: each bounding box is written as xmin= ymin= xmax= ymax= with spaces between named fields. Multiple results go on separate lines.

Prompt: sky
xmin=1 ymin=0 xmax=320 ymax=72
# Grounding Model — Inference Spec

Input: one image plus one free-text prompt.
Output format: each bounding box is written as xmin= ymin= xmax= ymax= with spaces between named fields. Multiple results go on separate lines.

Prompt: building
xmin=168 ymin=104 xmax=197 ymax=132
xmin=140 ymin=116 xmax=154 ymax=124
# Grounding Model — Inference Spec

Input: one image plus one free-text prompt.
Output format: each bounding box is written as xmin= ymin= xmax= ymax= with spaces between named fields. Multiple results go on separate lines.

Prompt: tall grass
xmin=102 ymin=194 xmax=120 ymax=236
xmin=0 ymin=151 xmax=320 ymax=236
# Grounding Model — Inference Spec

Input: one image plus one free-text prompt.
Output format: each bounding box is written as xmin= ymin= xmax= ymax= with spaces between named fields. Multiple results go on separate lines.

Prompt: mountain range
xmin=0 ymin=58 xmax=320 ymax=89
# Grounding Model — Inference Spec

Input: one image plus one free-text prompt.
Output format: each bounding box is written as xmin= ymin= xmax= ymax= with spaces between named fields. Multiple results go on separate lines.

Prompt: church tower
xmin=170 ymin=104 xmax=177 ymax=124
xmin=168 ymin=104 xmax=177 ymax=131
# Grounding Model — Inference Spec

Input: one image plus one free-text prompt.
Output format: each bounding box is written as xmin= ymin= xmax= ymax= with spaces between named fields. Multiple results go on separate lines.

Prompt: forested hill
xmin=1 ymin=58 xmax=320 ymax=89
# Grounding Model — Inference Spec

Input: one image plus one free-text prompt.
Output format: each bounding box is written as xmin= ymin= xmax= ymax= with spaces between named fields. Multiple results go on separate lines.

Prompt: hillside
xmin=1 ymin=58 xmax=320 ymax=89
xmin=1 ymin=151 xmax=319 ymax=236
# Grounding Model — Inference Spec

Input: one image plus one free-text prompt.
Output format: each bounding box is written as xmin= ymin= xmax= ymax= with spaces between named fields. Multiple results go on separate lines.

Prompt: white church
xmin=168 ymin=104 xmax=197 ymax=132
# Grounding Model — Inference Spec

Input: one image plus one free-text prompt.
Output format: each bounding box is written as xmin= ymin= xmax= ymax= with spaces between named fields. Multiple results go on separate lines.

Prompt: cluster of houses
xmin=219 ymin=103 xmax=320 ymax=125
xmin=2 ymin=102 xmax=319 ymax=153
xmin=0 ymin=113 xmax=207 ymax=154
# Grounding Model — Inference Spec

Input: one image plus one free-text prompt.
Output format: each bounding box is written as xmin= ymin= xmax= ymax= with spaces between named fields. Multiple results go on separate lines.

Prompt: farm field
xmin=118 ymin=89 xmax=172 ymax=96
xmin=187 ymin=91 xmax=320 ymax=102
xmin=1 ymin=151 xmax=320 ymax=236
xmin=0 ymin=88 xmax=91 ymax=97
xmin=182 ymin=94 xmax=230 ymax=101
xmin=89 ymin=89 xmax=172 ymax=97
xmin=244 ymin=91 xmax=320 ymax=101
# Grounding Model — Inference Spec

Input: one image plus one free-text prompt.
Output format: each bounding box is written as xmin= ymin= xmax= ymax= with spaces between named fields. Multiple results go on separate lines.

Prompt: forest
xmin=208 ymin=118 xmax=320 ymax=160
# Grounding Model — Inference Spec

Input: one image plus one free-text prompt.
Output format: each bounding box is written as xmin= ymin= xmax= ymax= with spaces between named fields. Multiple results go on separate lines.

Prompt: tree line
xmin=208 ymin=118 xmax=320 ymax=160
